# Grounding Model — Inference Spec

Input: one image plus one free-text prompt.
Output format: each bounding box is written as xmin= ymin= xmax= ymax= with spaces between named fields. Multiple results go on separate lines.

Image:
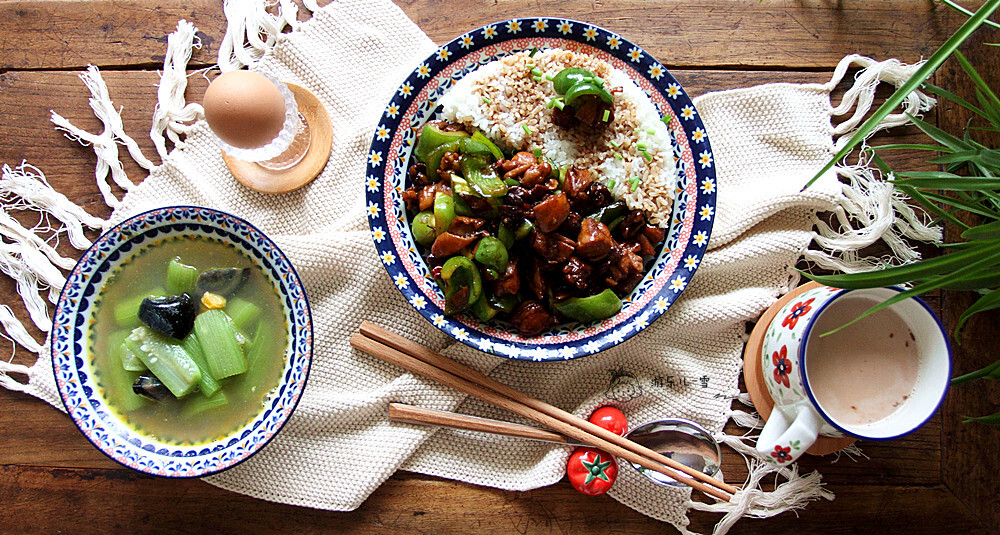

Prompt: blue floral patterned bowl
xmin=366 ymin=19 xmax=716 ymax=361
xmin=51 ymin=206 xmax=312 ymax=478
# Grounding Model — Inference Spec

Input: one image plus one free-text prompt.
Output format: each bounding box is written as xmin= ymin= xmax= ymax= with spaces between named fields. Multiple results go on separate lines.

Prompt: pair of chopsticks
xmin=351 ymin=321 xmax=738 ymax=502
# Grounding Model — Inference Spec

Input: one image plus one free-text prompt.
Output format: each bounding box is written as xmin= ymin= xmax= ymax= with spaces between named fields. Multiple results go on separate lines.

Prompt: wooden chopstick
xmin=352 ymin=322 xmax=736 ymax=501
xmin=360 ymin=321 xmax=738 ymax=496
xmin=388 ymin=403 xmax=574 ymax=444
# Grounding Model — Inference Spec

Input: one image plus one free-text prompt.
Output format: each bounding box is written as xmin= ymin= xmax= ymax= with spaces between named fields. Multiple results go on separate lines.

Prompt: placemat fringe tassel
xmin=807 ymin=54 xmax=942 ymax=274
xmin=151 ymin=20 xmax=206 ymax=159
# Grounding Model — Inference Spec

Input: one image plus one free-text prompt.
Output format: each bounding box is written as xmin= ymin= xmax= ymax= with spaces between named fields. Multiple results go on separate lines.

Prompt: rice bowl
xmin=366 ymin=18 xmax=717 ymax=360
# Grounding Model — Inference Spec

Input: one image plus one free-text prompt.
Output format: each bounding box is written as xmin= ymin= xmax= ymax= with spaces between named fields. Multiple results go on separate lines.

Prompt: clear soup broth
xmin=89 ymin=236 xmax=288 ymax=445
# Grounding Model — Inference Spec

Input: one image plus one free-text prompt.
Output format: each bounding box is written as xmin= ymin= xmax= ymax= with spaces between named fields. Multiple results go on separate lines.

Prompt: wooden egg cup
xmin=222 ymin=83 xmax=332 ymax=194
xmin=743 ymin=281 xmax=857 ymax=456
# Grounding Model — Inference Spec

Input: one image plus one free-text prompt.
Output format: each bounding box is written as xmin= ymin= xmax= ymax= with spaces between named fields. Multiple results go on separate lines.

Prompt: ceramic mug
xmin=756 ymin=285 xmax=951 ymax=465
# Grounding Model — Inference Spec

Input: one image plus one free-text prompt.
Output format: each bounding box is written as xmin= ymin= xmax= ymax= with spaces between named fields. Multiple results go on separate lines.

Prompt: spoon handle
xmin=387 ymin=403 xmax=584 ymax=446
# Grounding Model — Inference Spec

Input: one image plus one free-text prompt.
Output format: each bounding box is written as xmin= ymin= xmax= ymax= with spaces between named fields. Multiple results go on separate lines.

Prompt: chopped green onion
xmin=641 ymin=150 xmax=653 ymax=161
xmin=629 ymin=176 xmax=641 ymax=192
xmin=522 ymin=124 xmax=532 ymax=136
xmin=546 ymin=97 xmax=559 ymax=109
xmin=482 ymin=97 xmax=491 ymax=104
xmin=554 ymin=99 xmax=565 ymax=110
xmin=609 ymin=139 xmax=621 ymax=148
xmin=661 ymin=116 xmax=670 ymax=125
xmin=529 ymin=46 xmax=539 ymax=57
xmin=602 ymin=109 xmax=610 ymax=122
xmin=637 ymin=142 xmax=647 ymax=151
xmin=593 ymin=77 xmax=605 ymax=87
xmin=647 ymin=128 xmax=656 ymax=135
xmin=532 ymin=75 xmax=543 ymax=82
xmin=545 ymin=74 xmax=554 ymax=81
xmin=531 ymin=67 xmax=542 ymax=77
xmin=607 ymin=180 xmax=617 ymax=190
xmin=614 ymin=152 xmax=623 ymax=160
xmin=533 ymin=148 xmax=543 ymax=159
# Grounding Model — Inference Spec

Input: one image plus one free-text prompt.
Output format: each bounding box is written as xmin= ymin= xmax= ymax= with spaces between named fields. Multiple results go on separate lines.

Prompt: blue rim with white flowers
xmin=365 ymin=19 xmax=716 ymax=361
xmin=51 ymin=206 xmax=312 ymax=478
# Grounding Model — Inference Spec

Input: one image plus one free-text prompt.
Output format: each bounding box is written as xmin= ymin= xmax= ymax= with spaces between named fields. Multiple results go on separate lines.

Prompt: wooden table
xmin=1 ymin=1 xmax=998 ymax=532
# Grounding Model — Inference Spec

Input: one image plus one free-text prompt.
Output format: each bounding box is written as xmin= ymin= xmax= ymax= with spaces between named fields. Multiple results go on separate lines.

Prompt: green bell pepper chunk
xmin=471 ymin=293 xmax=499 ymax=322
xmin=425 ymin=140 xmax=463 ymax=180
xmin=488 ymin=294 xmax=518 ymax=314
xmin=514 ymin=219 xmax=534 ymax=241
xmin=473 ymin=236 xmax=509 ymax=274
xmin=460 ymin=153 xmax=507 ymax=198
xmin=557 ymin=165 xmax=569 ymax=186
xmin=589 ymin=201 xmax=629 ymax=226
xmin=433 ymin=193 xmax=456 ymax=237
xmin=497 ymin=224 xmax=515 ymax=249
xmin=564 ymin=82 xmax=614 ymax=107
xmin=414 ymin=123 xmax=469 ymax=164
xmin=552 ymin=67 xmax=595 ymax=95
xmin=459 ymin=136 xmax=492 ymax=156
xmin=440 ymin=256 xmax=483 ymax=315
xmin=453 ymin=194 xmax=473 ymax=217
xmin=471 ymin=131 xmax=505 ymax=160
xmin=552 ymin=289 xmax=622 ymax=323
xmin=412 ymin=210 xmax=436 ymax=246
xmin=450 ymin=175 xmax=474 ymax=197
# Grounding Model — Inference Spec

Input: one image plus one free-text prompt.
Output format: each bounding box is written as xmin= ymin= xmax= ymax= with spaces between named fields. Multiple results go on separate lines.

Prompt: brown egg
xmin=203 ymin=71 xmax=287 ymax=150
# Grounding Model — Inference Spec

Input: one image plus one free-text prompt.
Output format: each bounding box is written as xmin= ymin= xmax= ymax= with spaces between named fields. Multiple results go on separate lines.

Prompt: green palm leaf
xmin=803 ymin=0 xmax=1000 ymax=191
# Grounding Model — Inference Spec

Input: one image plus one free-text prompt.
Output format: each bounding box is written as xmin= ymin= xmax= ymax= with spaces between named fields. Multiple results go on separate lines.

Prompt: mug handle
xmin=756 ymin=404 xmax=822 ymax=465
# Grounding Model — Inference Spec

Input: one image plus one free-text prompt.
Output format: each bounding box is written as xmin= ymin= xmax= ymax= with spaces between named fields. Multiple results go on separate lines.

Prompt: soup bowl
xmin=52 ymin=206 xmax=312 ymax=478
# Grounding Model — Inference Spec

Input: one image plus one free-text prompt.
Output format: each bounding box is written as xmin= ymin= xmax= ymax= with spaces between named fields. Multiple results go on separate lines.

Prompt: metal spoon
xmin=387 ymin=403 xmax=722 ymax=486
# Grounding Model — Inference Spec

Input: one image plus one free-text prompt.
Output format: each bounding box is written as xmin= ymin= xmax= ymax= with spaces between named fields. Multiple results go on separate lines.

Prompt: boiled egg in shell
xmin=203 ymin=71 xmax=287 ymax=150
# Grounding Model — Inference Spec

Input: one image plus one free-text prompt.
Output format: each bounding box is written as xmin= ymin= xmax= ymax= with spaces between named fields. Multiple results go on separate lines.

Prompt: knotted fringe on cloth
xmin=0 ymin=2 xmax=940 ymax=533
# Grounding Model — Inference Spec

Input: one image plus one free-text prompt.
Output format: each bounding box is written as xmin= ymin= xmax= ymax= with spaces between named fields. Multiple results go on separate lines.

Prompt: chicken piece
xmin=448 ymin=216 xmax=486 ymax=237
xmin=577 ymin=218 xmax=614 ymax=261
xmin=430 ymin=232 xmax=477 ymax=257
xmin=418 ymin=183 xmax=451 ymax=212
xmin=563 ymin=166 xmax=593 ymax=199
xmin=606 ymin=241 xmax=643 ymax=288
xmin=525 ymin=259 xmax=548 ymax=300
xmin=642 ymin=224 xmax=667 ymax=246
xmin=533 ymin=192 xmax=570 ymax=233
xmin=509 ymin=300 xmax=556 ymax=337
xmin=618 ymin=210 xmax=646 ymax=240
xmin=500 ymin=152 xmax=537 ymax=180
xmin=562 ymin=257 xmax=593 ymax=292
xmin=501 ymin=151 xmax=551 ymax=188
xmin=531 ymin=230 xmax=575 ymax=264
xmin=493 ymin=259 xmax=520 ymax=298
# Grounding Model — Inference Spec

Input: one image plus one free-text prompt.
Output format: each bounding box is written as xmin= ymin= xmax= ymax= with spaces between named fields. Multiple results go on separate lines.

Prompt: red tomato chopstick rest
xmin=566 ymin=406 xmax=628 ymax=496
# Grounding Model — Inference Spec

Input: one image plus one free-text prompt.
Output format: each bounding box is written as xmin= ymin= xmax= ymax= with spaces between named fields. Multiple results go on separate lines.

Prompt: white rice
xmin=438 ymin=48 xmax=676 ymax=227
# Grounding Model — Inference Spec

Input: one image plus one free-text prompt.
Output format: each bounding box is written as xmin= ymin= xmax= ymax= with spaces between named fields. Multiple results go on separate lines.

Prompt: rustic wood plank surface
xmin=0 ymin=1 xmax=997 ymax=533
